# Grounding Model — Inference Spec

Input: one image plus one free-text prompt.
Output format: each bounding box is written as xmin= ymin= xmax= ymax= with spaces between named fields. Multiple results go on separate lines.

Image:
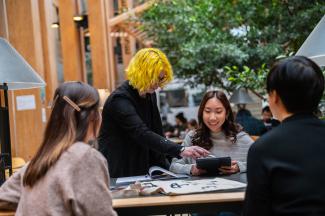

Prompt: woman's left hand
xmin=218 ymin=160 xmax=239 ymax=174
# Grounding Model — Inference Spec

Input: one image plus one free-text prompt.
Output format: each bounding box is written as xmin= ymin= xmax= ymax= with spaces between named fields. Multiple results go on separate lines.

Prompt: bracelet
xmin=180 ymin=146 xmax=186 ymax=153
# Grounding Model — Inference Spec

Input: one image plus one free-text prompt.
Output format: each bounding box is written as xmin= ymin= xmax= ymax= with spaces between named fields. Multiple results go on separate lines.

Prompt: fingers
xmin=191 ymin=150 xmax=201 ymax=158
xmin=191 ymin=165 xmax=200 ymax=176
xmin=181 ymin=146 xmax=210 ymax=159
xmin=218 ymin=168 xmax=235 ymax=174
xmin=191 ymin=165 xmax=207 ymax=176
xmin=191 ymin=146 xmax=209 ymax=157
xmin=218 ymin=160 xmax=239 ymax=174
xmin=219 ymin=164 xmax=238 ymax=174
xmin=220 ymin=165 xmax=232 ymax=169
xmin=197 ymin=147 xmax=210 ymax=156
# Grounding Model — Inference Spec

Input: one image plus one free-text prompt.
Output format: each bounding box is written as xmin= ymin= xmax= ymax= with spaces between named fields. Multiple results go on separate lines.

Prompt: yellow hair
xmin=126 ymin=48 xmax=173 ymax=93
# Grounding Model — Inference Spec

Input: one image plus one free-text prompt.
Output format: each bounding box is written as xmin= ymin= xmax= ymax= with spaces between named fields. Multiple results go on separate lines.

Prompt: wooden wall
xmin=58 ymin=0 xmax=85 ymax=82
xmin=1 ymin=0 xmax=45 ymax=161
xmin=38 ymin=0 xmax=58 ymax=103
xmin=0 ymin=0 xmax=145 ymax=161
xmin=88 ymin=0 xmax=118 ymax=91
xmin=88 ymin=0 xmax=112 ymax=89
xmin=0 ymin=0 xmax=8 ymax=38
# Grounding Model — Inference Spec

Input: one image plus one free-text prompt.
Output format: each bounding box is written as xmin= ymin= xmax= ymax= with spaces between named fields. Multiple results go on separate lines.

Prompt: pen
xmin=207 ymin=154 xmax=216 ymax=158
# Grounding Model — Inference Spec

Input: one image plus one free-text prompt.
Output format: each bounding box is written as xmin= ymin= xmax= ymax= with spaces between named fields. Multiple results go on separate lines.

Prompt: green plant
xmin=225 ymin=64 xmax=268 ymax=99
xmin=140 ymin=0 xmax=325 ymax=92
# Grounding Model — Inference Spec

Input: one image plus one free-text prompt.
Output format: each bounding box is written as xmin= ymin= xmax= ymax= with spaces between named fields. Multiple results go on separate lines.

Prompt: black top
xmin=244 ymin=113 xmax=325 ymax=216
xmin=236 ymin=109 xmax=266 ymax=136
xmin=98 ymin=81 xmax=182 ymax=178
xmin=264 ymin=118 xmax=281 ymax=131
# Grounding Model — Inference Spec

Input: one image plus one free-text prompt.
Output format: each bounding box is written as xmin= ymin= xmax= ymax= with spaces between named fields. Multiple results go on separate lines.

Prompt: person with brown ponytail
xmin=0 ymin=81 xmax=117 ymax=216
xmin=170 ymin=90 xmax=253 ymax=176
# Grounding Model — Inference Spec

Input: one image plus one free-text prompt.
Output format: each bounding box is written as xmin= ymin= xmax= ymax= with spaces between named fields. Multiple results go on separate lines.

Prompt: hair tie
xmin=63 ymin=96 xmax=81 ymax=112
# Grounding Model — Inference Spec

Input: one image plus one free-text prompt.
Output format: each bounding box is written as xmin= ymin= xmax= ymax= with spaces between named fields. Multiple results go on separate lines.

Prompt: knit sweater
xmin=0 ymin=142 xmax=117 ymax=216
xmin=170 ymin=130 xmax=254 ymax=175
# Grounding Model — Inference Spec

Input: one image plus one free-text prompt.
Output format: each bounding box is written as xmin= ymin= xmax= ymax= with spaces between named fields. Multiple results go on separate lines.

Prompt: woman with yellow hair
xmin=98 ymin=48 xmax=209 ymax=177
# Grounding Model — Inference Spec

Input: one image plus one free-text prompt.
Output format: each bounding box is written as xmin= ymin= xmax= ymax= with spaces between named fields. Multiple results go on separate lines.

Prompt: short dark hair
xmin=175 ymin=112 xmax=187 ymax=124
xmin=266 ymin=56 xmax=324 ymax=113
xmin=262 ymin=106 xmax=271 ymax=113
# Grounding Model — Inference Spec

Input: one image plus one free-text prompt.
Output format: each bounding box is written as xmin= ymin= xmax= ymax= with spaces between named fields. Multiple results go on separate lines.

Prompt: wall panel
xmin=58 ymin=0 xmax=84 ymax=81
xmin=5 ymin=0 xmax=45 ymax=161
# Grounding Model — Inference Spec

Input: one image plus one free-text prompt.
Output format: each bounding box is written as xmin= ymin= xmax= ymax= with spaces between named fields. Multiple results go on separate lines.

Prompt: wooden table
xmin=113 ymin=191 xmax=245 ymax=215
xmin=0 ymin=191 xmax=245 ymax=216
xmin=112 ymin=173 xmax=246 ymax=215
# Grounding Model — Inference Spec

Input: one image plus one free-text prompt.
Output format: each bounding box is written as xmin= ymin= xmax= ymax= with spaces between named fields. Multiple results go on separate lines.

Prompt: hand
xmin=164 ymin=131 xmax=173 ymax=138
xmin=190 ymin=165 xmax=206 ymax=176
xmin=180 ymin=146 xmax=210 ymax=159
xmin=218 ymin=160 xmax=239 ymax=175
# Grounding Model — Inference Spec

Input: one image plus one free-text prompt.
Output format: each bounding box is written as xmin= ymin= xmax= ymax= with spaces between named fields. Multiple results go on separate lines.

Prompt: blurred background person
xmin=236 ymin=105 xmax=266 ymax=136
xmin=173 ymin=112 xmax=188 ymax=138
xmin=261 ymin=106 xmax=280 ymax=131
xmin=187 ymin=118 xmax=198 ymax=131
xmin=162 ymin=116 xmax=174 ymax=138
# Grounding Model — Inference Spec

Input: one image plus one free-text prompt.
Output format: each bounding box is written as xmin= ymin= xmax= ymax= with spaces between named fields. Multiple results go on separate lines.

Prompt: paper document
xmin=149 ymin=166 xmax=188 ymax=179
xmin=140 ymin=177 xmax=246 ymax=195
xmin=116 ymin=175 xmax=151 ymax=185
xmin=116 ymin=166 xmax=189 ymax=186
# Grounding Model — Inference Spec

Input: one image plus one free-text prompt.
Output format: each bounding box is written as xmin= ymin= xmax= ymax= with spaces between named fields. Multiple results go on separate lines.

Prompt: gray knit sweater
xmin=0 ymin=142 xmax=117 ymax=216
xmin=170 ymin=130 xmax=254 ymax=175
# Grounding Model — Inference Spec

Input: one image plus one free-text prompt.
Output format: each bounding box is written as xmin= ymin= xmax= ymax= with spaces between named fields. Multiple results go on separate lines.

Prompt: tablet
xmin=196 ymin=156 xmax=231 ymax=175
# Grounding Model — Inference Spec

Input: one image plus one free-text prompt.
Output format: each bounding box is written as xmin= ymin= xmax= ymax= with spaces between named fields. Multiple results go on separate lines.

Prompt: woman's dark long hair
xmin=192 ymin=90 xmax=241 ymax=150
xmin=23 ymin=81 xmax=100 ymax=187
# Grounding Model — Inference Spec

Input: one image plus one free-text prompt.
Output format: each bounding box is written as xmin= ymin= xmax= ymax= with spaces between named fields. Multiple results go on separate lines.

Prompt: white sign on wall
xmin=16 ymin=95 xmax=36 ymax=111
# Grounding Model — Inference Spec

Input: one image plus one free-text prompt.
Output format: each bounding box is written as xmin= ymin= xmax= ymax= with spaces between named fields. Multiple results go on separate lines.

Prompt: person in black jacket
xmin=244 ymin=56 xmax=325 ymax=216
xmin=235 ymin=107 xmax=267 ymax=136
xmin=98 ymin=48 xmax=209 ymax=178
xmin=261 ymin=105 xmax=280 ymax=131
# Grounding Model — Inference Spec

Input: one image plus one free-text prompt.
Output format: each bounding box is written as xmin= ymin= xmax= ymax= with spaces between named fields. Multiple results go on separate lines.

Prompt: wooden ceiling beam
xmin=117 ymin=20 xmax=152 ymax=44
xmin=118 ymin=24 xmax=137 ymax=38
xmin=108 ymin=0 xmax=153 ymax=27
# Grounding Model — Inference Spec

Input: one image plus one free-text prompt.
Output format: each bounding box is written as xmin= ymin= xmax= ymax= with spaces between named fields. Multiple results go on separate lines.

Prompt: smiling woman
xmin=203 ymin=97 xmax=227 ymax=133
xmin=170 ymin=90 xmax=254 ymax=176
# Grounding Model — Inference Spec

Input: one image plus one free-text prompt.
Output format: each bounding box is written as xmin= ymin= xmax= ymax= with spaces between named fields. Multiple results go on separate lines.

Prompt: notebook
xmin=116 ymin=166 xmax=189 ymax=186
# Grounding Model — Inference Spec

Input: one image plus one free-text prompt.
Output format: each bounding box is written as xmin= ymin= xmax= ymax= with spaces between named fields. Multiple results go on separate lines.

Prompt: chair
xmin=5 ymin=157 xmax=26 ymax=179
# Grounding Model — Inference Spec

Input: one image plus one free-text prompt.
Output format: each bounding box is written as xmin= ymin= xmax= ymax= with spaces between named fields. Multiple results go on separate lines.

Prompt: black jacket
xmin=98 ymin=81 xmax=181 ymax=178
xmin=244 ymin=113 xmax=325 ymax=216
xmin=236 ymin=109 xmax=267 ymax=136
